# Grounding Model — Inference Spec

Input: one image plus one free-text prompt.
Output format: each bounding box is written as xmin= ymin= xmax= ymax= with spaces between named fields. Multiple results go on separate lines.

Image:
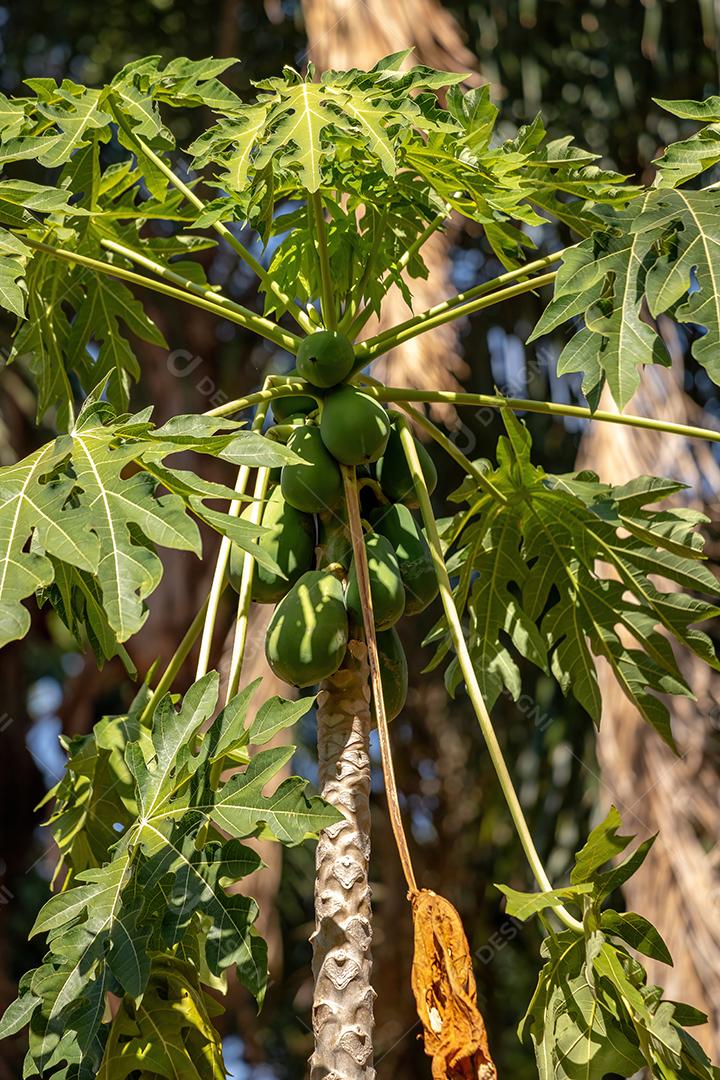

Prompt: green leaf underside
xmin=428 ymin=412 xmax=718 ymax=743
xmin=0 ymin=399 xmax=291 ymax=651
xmin=511 ymin=808 xmax=714 ymax=1080
xmin=1 ymin=675 xmax=336 ymax=1077
xmin=530 ymin=187 xmax=720 ymax=408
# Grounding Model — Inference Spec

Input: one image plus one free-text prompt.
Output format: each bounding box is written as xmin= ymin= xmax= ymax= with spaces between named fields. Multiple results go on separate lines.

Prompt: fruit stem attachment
xmin=396 ymin=418 xmax=583 ymax=934
xmin=341 ymin=465 xmax=418 ymax=896
xmin=196 ymin=397 xmax=271 ymax=679
xmin=311 ymin=191 xmax=336 ymax=330
xmin=357 ymin=375 xmax=508 ymax=505
xmin=224 ymin=464 xmax=271 ymax=705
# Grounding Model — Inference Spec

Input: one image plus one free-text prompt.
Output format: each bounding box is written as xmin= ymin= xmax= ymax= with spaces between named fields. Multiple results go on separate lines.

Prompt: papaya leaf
xmin=430 ymin=412 xmax=719 ymax=741
xmin=516 ymin=813 xmax=716 ymax=1080
xmin=653 ymin=96 xmax=720 ymax=187
xmin=0 ymin=399 xmax=289 ymax=650
xmin=2 ymin=675 xmax=340 ymax=1076
xmin=97 ymin=956 xmax=226 ymax=1080
xmin=530 ymin=184 xmax=720 ymax=407
xmin=495 ymin=884 xmax=593 ymax=922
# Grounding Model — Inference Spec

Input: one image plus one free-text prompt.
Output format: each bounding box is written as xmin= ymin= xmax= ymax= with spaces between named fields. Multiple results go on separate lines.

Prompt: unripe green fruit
xmin=319 ymin=387 xmax=391 ymax=466
xmin=296 ymin=330 xmax=355 ymax=389
xmin=369 ymin=503 xmax=438 ymax=615
xmin=281 ymin=425 xmax=342 ymax=513
xmin=374 ymin=626 xmax=408 ymax=722
xmin=265 ymin=570 xmax=348 ymax=687
xmin=346 ymin=533 xmax=405 ymax=630
xmin=376 ymin=425 xmax=437 ymax=507
xmin=272 ymin=394 xmax=317 ymax=422
xmin=229 ymin=486 xmax=315 ymax=604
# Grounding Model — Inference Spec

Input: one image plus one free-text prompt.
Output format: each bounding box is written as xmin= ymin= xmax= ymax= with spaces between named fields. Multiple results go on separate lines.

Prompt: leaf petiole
xmin=397 ymin=416 xmax=584 ymax=935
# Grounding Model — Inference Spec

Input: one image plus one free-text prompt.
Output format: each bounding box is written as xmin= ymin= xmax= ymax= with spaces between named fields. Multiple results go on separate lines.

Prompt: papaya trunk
xmin=310 ymin=638 xmax=375 ymax=1079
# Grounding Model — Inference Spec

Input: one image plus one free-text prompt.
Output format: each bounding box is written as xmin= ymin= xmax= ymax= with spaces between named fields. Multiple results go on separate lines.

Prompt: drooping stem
xmin=24 ymin=236 xmax=301 ymax=354
xmin=354 ymin=270 xmax=558 ymax=364
xmin=195 ymin=399 xmax=271 ymax=679
xmin=310 ymin=640 xmax=375 ymax=1080
xmin=341 ymin=465 xmax=417 ymax=895
xmin=224 ymin=464 xmax=271 ymax=704
xmin=109 ymin=98 xmax=313 ymax=333
xmin=138 ymin=598 xmax=210 ymax=726
xmin=311 ymin=191 xmax=336 ymax=330
xmin=397 ymin=418 xmax=584 ymax=934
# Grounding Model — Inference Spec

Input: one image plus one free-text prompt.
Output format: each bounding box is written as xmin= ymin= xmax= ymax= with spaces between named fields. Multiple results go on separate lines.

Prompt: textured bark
xmin=310 ymin=639 xmax=375 ymax=1079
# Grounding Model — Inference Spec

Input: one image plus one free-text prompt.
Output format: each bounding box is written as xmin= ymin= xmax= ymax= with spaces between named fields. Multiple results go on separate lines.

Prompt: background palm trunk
xmin=310 ymin=640 xmax=375 ymax=1079
xmin=577 ymin=329 xmax=720 ymax=1055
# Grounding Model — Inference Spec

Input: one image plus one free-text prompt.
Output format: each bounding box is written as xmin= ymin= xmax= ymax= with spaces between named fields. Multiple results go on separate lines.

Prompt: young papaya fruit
xmin=369 ymin=503 xmax=438 ymax=615
xmin=296 ymin=330 xmax=355 ymax=389
xmin=265 ymin=570 xmax=348 ymax=687
xmin=229 ymin=486 xmax=315 ymax=604
xmin=281 ymin=425 xmax=343 ymax=513
xmin=346 ymin=533 xmax=405 ymax=630
xmin=376 ymin=424 xmax=437 ymax=507
xmin=319 ymin=387 xmax=391 ymax=465
xmin=271 ymin=393 xmax=317 ymax=422
xmin=374 ymin=626 xmax=408 ymax=722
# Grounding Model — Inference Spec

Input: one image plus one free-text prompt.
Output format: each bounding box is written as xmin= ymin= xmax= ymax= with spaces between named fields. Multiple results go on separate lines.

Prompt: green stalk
xmin=354 ymin=270 xmax=558 ymax=364
xmin=139 ymin=598 xmax=210 ymax=726
xmin=195 ymin=398 xmax=271 ymax=679
xmin=311 ymin=191 xmax=336 ymax=330
xmin=397 ymin=418 xmax=584 ymax=935
xmin=224 ymin=463 xmax=271 ymax=704
xmin=109 ymin=98 xmax=313 ymax=334
xmin=24 ymin=236 xmax=301 ymax=354
xmin=204 ymin=379 xmax=318 ymax=418
xmin=194 ymin=467 xmax=251 ymax=680
xmin=371 ymin=386 xmax=720 ymax=446
xmin=100 ymin=236 xmax=287 ymax=336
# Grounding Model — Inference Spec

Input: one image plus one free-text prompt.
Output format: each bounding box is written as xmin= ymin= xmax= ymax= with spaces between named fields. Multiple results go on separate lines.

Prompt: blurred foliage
xmin=0 ymin=2 xmax=718 ymax=1079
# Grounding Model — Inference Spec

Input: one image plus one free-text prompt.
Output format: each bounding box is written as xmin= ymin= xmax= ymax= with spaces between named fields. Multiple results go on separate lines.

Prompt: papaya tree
xmin=0 ymin=53 xmax=719 ymax=1079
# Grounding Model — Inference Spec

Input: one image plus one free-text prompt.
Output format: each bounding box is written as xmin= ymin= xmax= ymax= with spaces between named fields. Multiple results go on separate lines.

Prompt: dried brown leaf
xmin=411 ymin=888 xmax=497 ymax=1080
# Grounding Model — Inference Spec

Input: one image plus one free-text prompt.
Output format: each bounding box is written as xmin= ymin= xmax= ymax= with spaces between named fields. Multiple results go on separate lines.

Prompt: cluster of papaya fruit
xmin=228 ymin=331 xmax=439 ymax=721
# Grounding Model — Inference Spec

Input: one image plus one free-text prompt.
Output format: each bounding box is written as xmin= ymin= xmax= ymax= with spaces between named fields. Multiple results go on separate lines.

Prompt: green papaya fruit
xmin=346 ymin=533 xmax=405 ymax=630
xmin=319 ymin=387 xmax=391 ymax=465
xmin=272 ymin=393 xmax=317 ymax=421
xmin=266 ymin=570 xmax=348 ymax=687
xmin=229 ymin=486 xmax=315 ymax=604
xmin=374 ymin=626 xmax=408 ymax=722
xmin=296 ymin=330 xmax=355 ymax=388
xmin=369 ymin=503 xmax=438 ymax=615
xmin=281 ymin=425 xmax=343 ymax=513
xmin=376 ymin=424 xmax=437 ymax=507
